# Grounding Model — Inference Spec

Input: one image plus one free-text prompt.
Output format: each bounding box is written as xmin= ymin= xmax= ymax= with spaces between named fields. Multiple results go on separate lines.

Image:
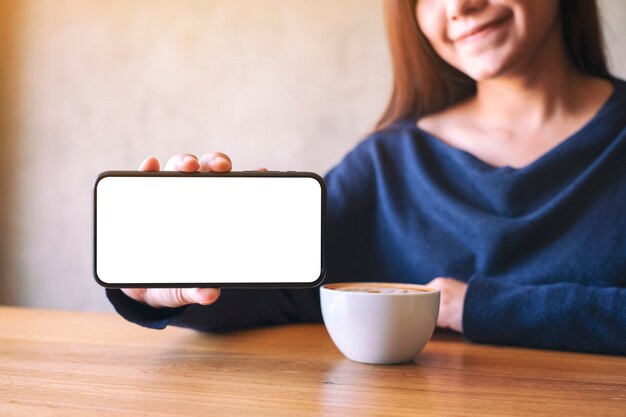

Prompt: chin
xmin=456 ymin=55 xmax=516 ymax=81
xmin=464 ymin=66 xmax=506 ymax=81
xmin=454 ymin=45 xmax=523 ymax=81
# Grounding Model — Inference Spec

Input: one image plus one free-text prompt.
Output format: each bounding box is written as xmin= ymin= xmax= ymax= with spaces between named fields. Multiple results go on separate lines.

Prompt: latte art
xmin=326 ymin=283 xmax=433 ymax=294
xmin=339 ymin=287 xmax=427 ymax=294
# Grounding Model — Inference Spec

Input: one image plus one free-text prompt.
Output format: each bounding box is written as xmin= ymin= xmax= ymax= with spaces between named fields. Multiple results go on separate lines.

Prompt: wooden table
xmin=0 ymin=306 xmax=624 ymax=416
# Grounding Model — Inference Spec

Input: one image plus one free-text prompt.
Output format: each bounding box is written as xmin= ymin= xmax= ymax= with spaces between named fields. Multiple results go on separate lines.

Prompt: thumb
xmin=124 ymin=288 xmax=221 ymax=308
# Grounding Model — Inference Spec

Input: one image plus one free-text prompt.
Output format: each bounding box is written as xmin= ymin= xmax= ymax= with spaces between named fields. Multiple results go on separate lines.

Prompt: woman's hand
xmin=138 ymin=152 xmax=244 ymax=173
xmin=122 ymin=152 xmax=268 ymax=308
xmin=122 ymin=287 xmax=222 ymax=308
xmin=426 ymin=277 xmax=468 ymax=333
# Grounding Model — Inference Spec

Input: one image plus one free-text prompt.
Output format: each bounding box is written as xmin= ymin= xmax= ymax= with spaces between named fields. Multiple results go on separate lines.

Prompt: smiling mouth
xmin=454 ymin=14 xmax=512 ymax=44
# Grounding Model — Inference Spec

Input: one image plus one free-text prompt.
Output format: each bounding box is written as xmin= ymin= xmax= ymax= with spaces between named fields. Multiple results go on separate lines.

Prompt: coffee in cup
xmin=320 ymin=282 xmax=440 ymax=364
xmin=331 ymin=283 xmax=433 ymax=294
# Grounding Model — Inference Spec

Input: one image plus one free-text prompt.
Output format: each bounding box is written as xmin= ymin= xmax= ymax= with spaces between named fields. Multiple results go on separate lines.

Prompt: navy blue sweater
xmin=108 ymin=78 xmax=626 ymax=355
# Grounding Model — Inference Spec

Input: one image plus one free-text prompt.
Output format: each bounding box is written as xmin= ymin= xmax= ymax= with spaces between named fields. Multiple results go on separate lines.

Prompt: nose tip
xmin=446 ymin=0 xmax=487 ymax=21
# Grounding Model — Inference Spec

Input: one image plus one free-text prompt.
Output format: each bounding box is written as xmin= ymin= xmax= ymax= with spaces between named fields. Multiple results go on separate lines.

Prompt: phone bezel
xmin=93 ymin=170 xmax=326 ymax=288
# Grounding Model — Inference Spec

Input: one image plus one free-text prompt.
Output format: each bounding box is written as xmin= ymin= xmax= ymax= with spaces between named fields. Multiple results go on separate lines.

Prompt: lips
xmin=451 ymin=13 xmax=512 ymax=43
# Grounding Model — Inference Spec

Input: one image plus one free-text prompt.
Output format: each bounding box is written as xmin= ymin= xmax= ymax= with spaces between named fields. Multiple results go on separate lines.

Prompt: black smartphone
xmin=93 ymin=170 xmax=326 ymax=288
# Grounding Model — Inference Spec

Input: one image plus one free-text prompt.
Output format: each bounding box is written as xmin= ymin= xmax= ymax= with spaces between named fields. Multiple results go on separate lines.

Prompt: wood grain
xmin=0 ymin=306 xmax=624 ymax=416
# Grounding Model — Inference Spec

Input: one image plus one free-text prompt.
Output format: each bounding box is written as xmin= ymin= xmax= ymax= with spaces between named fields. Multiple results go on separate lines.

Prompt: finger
xmin=120 ymin=287 xmax=221 ymax=307
xmin=199 ymin=152 xmax=233 ymax=172
xmin=425 ymin=277 xmax=448 ymax=289
xmin=425 ymin=279 xmax=438 ymax=289
xmin=122 ymin=288 xmax=148 ymax=302
xmin=256 ymin=167 xmax=268 ymax=172
xmin=139 ymin=156 xmax=160 ymax=172
xmin=164 ymin=154 xmax=200 ymax=172
xmin=141 ymin=288 xmax=221 ymax=308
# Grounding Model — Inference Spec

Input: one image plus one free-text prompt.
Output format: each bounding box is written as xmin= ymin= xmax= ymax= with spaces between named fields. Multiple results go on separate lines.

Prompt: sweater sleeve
xmin=106 ymin=140 xmax=377 ymax=331
xmin=462 ymin=274 xmax=626 ymax=355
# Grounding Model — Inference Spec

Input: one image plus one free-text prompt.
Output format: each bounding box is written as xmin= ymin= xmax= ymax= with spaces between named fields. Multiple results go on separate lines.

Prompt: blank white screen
xmin=96 ymin=176 xmax=322 ymax=285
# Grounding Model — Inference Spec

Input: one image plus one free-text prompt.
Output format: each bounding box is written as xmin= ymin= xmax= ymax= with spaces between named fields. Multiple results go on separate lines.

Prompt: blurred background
xmin=0 ymin=0 xmax=624 ymax=312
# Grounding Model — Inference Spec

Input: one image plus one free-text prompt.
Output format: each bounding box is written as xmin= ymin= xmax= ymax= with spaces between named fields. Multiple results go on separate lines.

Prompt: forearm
xmin=463 ymin=274 xmax=626 ymax=355
xmin=107 ymin=287 xmax=322 ymax=332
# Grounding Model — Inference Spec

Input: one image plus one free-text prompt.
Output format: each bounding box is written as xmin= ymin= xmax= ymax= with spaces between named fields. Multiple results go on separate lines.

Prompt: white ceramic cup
xmin=320 ymin=282 xmax=440 ymax=364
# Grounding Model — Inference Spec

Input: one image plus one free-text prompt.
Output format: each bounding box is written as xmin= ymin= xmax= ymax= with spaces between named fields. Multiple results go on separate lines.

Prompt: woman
xmin=107 ymin=0 xmax=626 ymax=354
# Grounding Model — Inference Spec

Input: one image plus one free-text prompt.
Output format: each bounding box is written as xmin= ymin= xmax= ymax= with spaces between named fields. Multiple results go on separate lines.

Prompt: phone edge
xmin=92 ymin=170 xmax=327 ymax=289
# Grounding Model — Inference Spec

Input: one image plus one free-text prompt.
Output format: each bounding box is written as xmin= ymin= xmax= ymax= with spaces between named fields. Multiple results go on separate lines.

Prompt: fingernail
xmin=195 ymin=288 xmax=218 ymax=304
xmin=212 ymin=156 xmax=227 ymax=165
xmin=176 ymin=156 xmax=197 ymax=170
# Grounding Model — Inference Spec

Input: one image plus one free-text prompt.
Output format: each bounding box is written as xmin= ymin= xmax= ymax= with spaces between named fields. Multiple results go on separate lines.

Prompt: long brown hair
xmin=375 ymin=0 xmax=610 ymax=131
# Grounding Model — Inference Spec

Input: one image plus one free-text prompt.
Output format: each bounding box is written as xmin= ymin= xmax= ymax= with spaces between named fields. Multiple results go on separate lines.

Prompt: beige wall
xmin=1 ymin=0 xmax=625 ymax=312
